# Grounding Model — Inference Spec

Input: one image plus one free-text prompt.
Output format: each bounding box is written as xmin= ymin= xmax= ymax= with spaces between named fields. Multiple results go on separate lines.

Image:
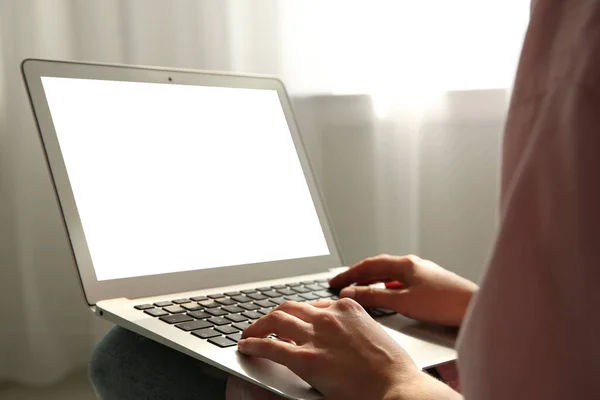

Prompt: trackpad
xmin=235 ymin=350 xmax=321 ymax=400
xmin=378 ymin=314 xmax=457 ymax=369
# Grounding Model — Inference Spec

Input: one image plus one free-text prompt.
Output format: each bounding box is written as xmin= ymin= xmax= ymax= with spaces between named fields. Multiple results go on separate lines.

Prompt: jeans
xmin=89 ymin=326 xmax=228 ymax=400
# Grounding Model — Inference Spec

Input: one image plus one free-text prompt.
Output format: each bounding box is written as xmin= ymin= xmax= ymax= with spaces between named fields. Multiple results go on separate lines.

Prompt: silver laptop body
xmin=22 ymin=59 xmax=456 ymax=400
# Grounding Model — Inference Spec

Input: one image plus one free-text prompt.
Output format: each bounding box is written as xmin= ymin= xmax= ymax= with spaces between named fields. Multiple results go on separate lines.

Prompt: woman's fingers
xmin=309 ymin=299 xmax=335 ymax=309
xmin=272 ymin=300 xmax=320 ymax=323
xmin=340 ymin=286 xmax=414 ymax=312
xmin=329 ymin=255 xmax=417 ymax=289
xmin=242 ymin=309 xmax=313 ymax=344
xmin=237 ymin=337 xmax=300 ymax=368
xmin=385 ymin=281 xmax=404 ymax=289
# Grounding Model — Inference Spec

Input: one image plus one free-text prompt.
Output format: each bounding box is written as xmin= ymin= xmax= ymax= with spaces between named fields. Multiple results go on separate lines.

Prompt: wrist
xmin=383 ymin=371 xmax=462 ymax=400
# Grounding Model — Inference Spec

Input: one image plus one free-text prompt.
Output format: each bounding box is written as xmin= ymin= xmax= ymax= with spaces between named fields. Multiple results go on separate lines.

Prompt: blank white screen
xmin=41 ymin=77 xmax=330 ymax=281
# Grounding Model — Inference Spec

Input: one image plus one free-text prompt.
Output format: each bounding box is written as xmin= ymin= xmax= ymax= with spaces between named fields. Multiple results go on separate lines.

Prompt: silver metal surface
xmin=25 ymin=59 xmax=456 ymax=399
xmin=97 ymin=270 xmax=456 ymax=400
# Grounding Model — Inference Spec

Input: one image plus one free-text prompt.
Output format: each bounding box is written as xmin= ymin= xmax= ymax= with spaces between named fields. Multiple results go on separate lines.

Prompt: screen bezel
xmin=21 ymin=59 xmax=343 ymax=306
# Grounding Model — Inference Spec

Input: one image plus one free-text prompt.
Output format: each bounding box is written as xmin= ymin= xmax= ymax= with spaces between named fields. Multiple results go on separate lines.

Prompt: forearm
xmin=384 ymin=372 xmax=462 ymax=400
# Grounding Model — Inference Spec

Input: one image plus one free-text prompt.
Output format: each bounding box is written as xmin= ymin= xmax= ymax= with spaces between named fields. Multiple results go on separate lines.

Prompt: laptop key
xmin=314 ymin=290 xmax=333 ymax=298
xmin=291 ymin=286 xmax=310 ymax=294
xmin=215 ymin=325 xmax=240 ymax=335
xmin=317 ymin=282 xmax=330 ymax=289
xmin=172 ymin=298 xmax=191 ymax=304
xmin=153 ymin=301 xmax=173 ymax=307
xmin=175 ymin=319 xmax=213 ymax=331
xmin=208 ymin=317 xmax=231 ymax=326
xmin=227 ymin=333 xmax=243 ymax=343
xmin=208 ymin=293 xmax=225 ymax=299
xmin=257 ymin=308 xmax=273 ymax=315
xmin=270 ymin=297 xmax=286 ymax=305
xmin=299 ymin=293 xmax=319 ymax=301
xmin=231 ymin=295 xmax=252 ymax=303
xmin=232 ymin=322 xmax=253 ymax=331
xmin=160 ymin=314 xmax=194 ymax=324
xmin=144 ymin=308 xmax=168 ymax=317
xmin=304 ymin=284 xmax=323 ymax=291
xmin=208 ymin=336 xmax=237 ymax=348
xmin=221 ymin=305 xmax=245 ymax=314
xmin=284 ymin=295 xmax=305 ymax=302
xmin=164 ymin=305 xmax=187 ymax=314
xmin=262 ymin=291 xmax=281 ymax=298
xmin=300 ymin=280 xmax=314 ymax=285
xmin=239 ymin=303 xmax=260 ymax=311
xmin=367 ymin=308 xmax=384 ymax=317
xmin=190 ymin=296 xmax=208 ymax=302
xmin=254 ymin=300 xmax=276 ymax=308
xmin=241 ymin=289 xmax=257 ymax=294
xmin=375 ymin=308 xmax=396 ymax=316
xmin=256 ymin=287 xmax=272 ymax=292
xmin=191 ymin=328 xmax=221 ymax=339
xmin=242 ymin=311 xmax=263 ymax=320
xmin=314 ymin=279 xmax=329 ymax=283
xmin=206 ymin=308 xmax=228 ymax=317
xmin=275 ymin=288 xmax=296 ymax=296
xmin=271 ymin=285 xmax=287 ymax=290
xmin=198 ymin=300 xmax=220 ymax=308
xmin=182 ymin=303 xmax=203 ymax=311
xmin=134 ymin=304 xmax=154 ymax=310
xmin=247 ymin=292 xmax=267 ymax=301
xmin=215 ymin=298 xmax=236 ymax=306
xmin=187 ymin=311 xmax=211 ymax=319
xmin=225 ymin=314 xmax=248 ymax=323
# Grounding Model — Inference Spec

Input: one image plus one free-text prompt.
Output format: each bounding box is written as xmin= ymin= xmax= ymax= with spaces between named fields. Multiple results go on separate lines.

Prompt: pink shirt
xmin=458 ymin=0 xmax=600 ymax=398
xmin=228 ymin=1 xmax=600 ymax=398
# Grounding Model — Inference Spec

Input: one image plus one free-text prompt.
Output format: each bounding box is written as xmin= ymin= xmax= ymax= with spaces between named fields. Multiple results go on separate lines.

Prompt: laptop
xmin=22 ymin=59 xmax=457 ymax=399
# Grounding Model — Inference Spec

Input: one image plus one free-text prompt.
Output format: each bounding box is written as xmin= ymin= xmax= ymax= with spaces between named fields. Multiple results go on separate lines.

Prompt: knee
xmin=88 ymin=325 xmax=227 ymax=400
xmin=88 ymin=326 xmax=138 ymax=398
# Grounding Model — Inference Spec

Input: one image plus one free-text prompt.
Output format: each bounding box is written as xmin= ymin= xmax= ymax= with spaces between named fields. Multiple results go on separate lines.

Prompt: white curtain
xmin=0 ymin=0 xmax=529 ymax=386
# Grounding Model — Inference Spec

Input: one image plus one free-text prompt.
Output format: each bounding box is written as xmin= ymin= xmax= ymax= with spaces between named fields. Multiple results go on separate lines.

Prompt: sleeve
xmin=456 ymin=81 xmax=600 ymax=399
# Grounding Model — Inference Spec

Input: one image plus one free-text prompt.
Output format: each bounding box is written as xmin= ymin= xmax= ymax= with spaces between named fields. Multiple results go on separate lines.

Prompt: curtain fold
xmin=0 ymin=0 xmax=527 ymax=385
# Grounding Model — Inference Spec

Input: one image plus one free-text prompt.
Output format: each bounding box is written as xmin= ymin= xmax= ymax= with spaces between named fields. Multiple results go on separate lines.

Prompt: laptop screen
xmin=40 ymin=77 xmax=330 ymax=281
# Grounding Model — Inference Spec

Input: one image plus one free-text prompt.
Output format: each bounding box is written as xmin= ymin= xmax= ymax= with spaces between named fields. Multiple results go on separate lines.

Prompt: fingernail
xmin=340 ymin=287 xmax=355 ymax=299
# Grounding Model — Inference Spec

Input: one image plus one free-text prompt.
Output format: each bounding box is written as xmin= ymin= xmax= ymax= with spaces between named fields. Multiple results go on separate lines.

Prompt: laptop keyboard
xmin=133 ymin=279 xmax=395 ymax=348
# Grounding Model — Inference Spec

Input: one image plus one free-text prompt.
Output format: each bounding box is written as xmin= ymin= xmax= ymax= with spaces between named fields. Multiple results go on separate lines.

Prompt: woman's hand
xmin=329 ymin=254 xmax=478 ymax=327
xmin=238 ymin=299 xmax=458 ymax=400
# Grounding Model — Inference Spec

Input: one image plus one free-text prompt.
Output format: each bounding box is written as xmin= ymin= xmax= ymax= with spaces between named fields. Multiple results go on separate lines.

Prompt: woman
xmin=90 ymin=1 xmax=600 ymax=398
